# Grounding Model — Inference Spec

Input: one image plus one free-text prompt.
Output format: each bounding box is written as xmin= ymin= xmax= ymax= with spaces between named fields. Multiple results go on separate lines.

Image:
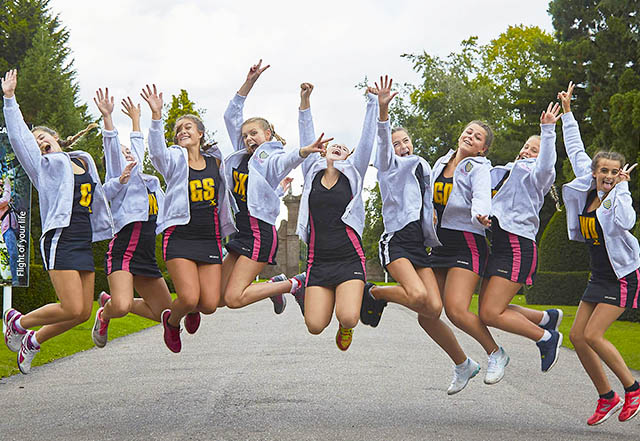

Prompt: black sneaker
xmin=536 ymin=330 xmax=563 ymax=372
xmin=540 ymin=309 xmax=563 ymax=332
xmin=360 ymin=282 xmax=387 ymax=327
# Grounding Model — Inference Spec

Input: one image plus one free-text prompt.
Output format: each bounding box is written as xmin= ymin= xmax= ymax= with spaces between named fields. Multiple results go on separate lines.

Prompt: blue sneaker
xmin=536 ymin=330 xmax=563 ymax=372
xmin=360 ymin=282 xmax=387 ymax=328
xmin=540 ymin=309 xmax=563 ymax=332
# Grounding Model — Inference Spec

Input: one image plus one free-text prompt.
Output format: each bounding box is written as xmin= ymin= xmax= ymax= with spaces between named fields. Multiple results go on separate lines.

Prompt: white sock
xmin=538 ymin=311 xmax=550 ymax=326
xmin=29 ymin=332 xmax=40 ymax=348
xmin=14 ymin=317 xmax=26 ymax=332
xmin=289 ymin=278 xmax=300 ymax=294
xmin=537 ymin=330 xmax=552 ymax=343
xmin=455 ymin=358 xmax=469 ymax=370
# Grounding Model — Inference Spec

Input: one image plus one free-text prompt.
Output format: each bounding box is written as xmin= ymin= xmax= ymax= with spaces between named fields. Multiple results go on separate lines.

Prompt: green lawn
xmin=0 ymin=302 xmax=157 ymax=378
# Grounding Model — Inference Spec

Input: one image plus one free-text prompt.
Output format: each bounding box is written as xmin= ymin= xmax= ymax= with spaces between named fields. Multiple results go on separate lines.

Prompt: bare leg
xmin=335 ymin=279 xmax=365 ymax=329
xmin=222 ymin=255 xmax=291 ymax=308
xmin=165 ymin=259 xmax=205 ymax=327
xmin=478 ymin=276 xmax=544 ymax=341
xmin=507 ymin=304 xmax=545 ymax=324
xmin=131 ymin=276 xmax=172 ymax=321
xmin=304 ymin=286 xmax=335 ymax=334
xmin=570 ymin=301 xmax=612 ymax=395
xmin=443 ymin=267 xmax=499 ymax=355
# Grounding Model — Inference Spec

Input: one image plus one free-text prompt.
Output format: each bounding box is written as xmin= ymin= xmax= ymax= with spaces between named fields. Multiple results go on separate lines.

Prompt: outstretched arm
xmin=532 ymin=101 xmax=560 ymax=191
xmin=95 ymin=88 xmax=128 ymax=181
xmin=374 ymin=77 xmax=399 ymax=172
xmin=141 ymin=84 xmax=174 ymax=177
xmin=558 ymin=81 xmax=592 ymax=177
xmin=298 ymin=83 xmax=318 ymax=177
xmin=348 ymin=77 xmax=384 ymax=177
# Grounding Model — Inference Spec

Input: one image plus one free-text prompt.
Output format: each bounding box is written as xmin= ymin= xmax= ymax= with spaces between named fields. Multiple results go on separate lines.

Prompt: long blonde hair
xmin=32 ymin=123 xmax=98 ymax=150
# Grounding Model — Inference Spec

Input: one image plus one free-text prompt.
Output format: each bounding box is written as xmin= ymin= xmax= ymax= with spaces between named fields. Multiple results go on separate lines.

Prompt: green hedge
xmin=537 ymin=210 xmax=590 ymax=272
xmin=7 ymin=264 xmax=58 ymax=313
xmin=524 ymin=271 xmax=590 ymax=305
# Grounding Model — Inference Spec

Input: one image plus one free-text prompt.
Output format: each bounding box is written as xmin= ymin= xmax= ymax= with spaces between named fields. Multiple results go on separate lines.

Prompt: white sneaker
xmin=447 ymin=358 xmax=480 ymax=395
xmin=18 ymin=331 xmax=40 ymax=375
xmin=484 ymin=347 xmax=509 ymax=385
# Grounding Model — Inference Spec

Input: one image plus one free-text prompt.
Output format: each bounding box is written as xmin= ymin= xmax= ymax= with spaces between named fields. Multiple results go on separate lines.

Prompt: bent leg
xmin=304 ymin=286 xmax=335 ymax=334
xmin=335 ymin=280 xmax=365 ymax=329
xmin=223 ymin=256 xmax=290 ymax=308
xmin=103 ymin=271 xmax=135 ymax=320
xmin=165 ymin=259 xmax=202 ymax=327
xmin=133 ymin=275 xmax=173 ymax=321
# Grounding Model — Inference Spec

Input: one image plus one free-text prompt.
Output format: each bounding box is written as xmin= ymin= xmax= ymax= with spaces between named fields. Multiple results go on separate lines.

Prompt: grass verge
xmin=1 ymin=302 xmax=156 ymax=378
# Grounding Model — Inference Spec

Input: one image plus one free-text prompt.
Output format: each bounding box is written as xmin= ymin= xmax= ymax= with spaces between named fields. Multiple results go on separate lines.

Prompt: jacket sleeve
xmin=102 ymin=177 xmax=125 ymax=201
xmin=531 ymin=123 xmax=557 ymax=192
xmin=129 ymin=131 xmax=146 ymax=176
xmin=148 ymin=119 xmax=176 ymax=178
xmin=224 ymin=93 xmax=246 ymax=152
xmin=611 ymin=181 xmax=636 ymax=230
xmin=348 ymin=93 xmax=379 ymax=178
xmin=561 ymin=112 xmax=592 ymax=178
xmin=298 ymin=108 xmax=319 ymax=178
xmin=469 ymin=161 xmax=492 ymax=229
xmin=268 ymin=146 xmax=305 ymax=184
xmin=374 ymin=119 xmax=395 ymax=172
xmin=102 ymin=129 xmax=127 ymax=181
xmin=3 ymin=96 xmax=42 ymax=188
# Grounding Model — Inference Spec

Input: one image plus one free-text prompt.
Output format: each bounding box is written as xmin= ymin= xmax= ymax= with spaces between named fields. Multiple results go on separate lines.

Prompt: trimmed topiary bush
xmin=537 ymin=210 xmax=590 ymax=272
xmin=524 ymin=271 xmax=590 ymax=305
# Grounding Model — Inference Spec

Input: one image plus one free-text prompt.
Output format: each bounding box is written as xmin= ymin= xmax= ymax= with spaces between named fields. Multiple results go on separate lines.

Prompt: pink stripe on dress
xmin=633 ymin=270 xmax=640 ymax=309
xmin=620 ymin=276 xmax=628 ymax=308
xmin=106 ymin=234 xmax=116 ymax=274
xmin=346 ymin=226 xmax=367 ymax=277
xmin=268 ymin=225 xmax=278 ymax=264
xmin=122 ymin=222 xmax=142 ymax=272
xmin=163 ymin=226 xmax=176 ymax=261
xmin=249 ymin=216 xmax=261 ymax=261
xmin=214 ymin=207 xmax=222 ymax=259
xmin=462 ymin=232 xmax=480 ymax=274
xmin=508 ymin=233 xmax=521 ymax=283
xmin=306 ymin=214 xmax=316 ymax=286
xmin=526 ymin=241 xmax=538 ymax=286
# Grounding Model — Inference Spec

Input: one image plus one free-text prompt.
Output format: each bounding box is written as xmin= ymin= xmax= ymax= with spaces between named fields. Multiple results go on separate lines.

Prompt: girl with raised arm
xmin=2 ymin=70 xmax=113 ymax=373
xmin=296 ymin=76 xmax=379 ymax=351
xmin=559 ymin=82 xmax=639 ymax=425
xmin=477 ymin=102 xmax=564 ymax=373
xmin=90 ymin=89 xmax=172 ymax=348
xmin=361 ymin=80 xmax=480 ymax=394
xmin=220 ymin=60 xmax=327 ymax=315
xmin=427 ymin=118 xmax=510 ymax=387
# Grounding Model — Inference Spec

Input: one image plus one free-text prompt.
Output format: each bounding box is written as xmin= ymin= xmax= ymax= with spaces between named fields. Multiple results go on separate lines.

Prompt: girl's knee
xmin=478 ymin=306 xmax=497 ymax=327
xmin=583 ymin=327 xmax=603 ymax=348
xmin=108 ymin=297 xmax=133 ymax=318
xmin=336 ymin=312 xmax=359 ymax=329
xmin=569 ymin=327 xmax=585 ymax=347
xmin=305 ymin=321 xmax=328 ymax=335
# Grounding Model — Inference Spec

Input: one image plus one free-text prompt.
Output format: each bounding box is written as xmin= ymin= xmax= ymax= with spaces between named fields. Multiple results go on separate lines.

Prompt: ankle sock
xmin=625 ymin=381 xmax=639 ymax=393
xmin=455 ymin=358 xmax=469 ymax=370
xmin=29 ymin=332 xmax=40 ymax=349
xmin=600 ymin=390 xmax=615 ymax=400
xmin=14 ymin=317 xmax=26 ymax=332
xmin=538 ymin=311 xmax=550 ymax=326
xmin=537 ymin=330 xmax=552 ymax=343
xmin=289 ymin=277 xmax=300 ymax=293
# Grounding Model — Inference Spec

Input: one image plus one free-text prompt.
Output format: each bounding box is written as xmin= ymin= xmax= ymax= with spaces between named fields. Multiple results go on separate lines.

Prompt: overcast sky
xmin=49 ymin=0 xmax=554 ymax=221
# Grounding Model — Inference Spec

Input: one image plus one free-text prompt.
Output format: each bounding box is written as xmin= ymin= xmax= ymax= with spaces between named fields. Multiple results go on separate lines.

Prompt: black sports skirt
xmin=427 ymin=228 xmax=489 ymax=276
xmin=484 ymin=218 xmax=538 ymax=285
xmin=41 ymin=225 xmax=94 ymax=272
xmin=225 ymin=215 xmax=278 ymax=264
xmin=105 ymin=220 xmax=162 ymax=278
xmin=378 ymin=220 xmax=430 ymax=270
xmin=582 ymin=270 xmax=640 ymax=309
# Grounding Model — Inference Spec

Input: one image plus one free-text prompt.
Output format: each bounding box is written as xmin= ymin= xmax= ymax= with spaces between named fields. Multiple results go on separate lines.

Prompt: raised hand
xmin=121 ymin=96 xmax=141 ymax=132
xmin=557 ymin=81 xmax=575 ymax=114
xmin=2 ymin=69 xmax=17 ymax=98
xmin=375 ymin=75 xmax=398 ymax=122
xmin=94 ymin=88 xmax=115 ymax=131
xmin=300 ymin=133 xmax=334 ymax=158
xmin=300 ymin=82 xmax=314 ymax=110
xmin=366 ymin=86 xmax=379 ymax=96
xmin=540 ymin=101 xmax=561 ymax=125
xmin=140 ymin=84 xmax=163 ymax=120
xmin=616 ymin=163 xmax=638 ymax=184
xmin=119 ymin=160 xmax=137 ymax=185
xmin=238 ymin=59 xmax=270 ymax=96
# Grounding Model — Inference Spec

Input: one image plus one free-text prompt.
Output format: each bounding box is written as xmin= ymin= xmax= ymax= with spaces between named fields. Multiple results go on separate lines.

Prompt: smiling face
xmin=120 ymin=144 xmax=136 ymax=162
xmin=325 ymin=143 xmax=350 ymax=161
xmin=457 ymin=123 xmax=488 ymax=157
xmin=174 ymin=118 xmax=203 ymax=149
xmin=392 ymin=130 xmax=413 ymax=157
xmin=241 ymin=121 xmax=271 ymax=154
xmin=32 ymin=129 xmax=62 ymax=155
xmin=592 ymin=158 xmax=622 ymax=194
xmin=517 ymin=136 xmax=540 ymax=160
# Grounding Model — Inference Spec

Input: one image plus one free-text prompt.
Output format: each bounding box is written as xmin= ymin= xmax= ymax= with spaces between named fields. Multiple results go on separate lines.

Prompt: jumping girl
xmin=296 ymin=77 xmax=379 ymax=351
xmin=91 ymin=89 xmax=172 ymax=348
xmin=363 ymin=89 xmax=485 ymax=394
xmin=141 ymin=84 xmax=239 ymax=353
xmin=427 ymin=118 xmax=509 ymax=386
xmin=220 ymin=60 xmax=326 ymax=315
xmin=2 ymin=69 xmax=113 ymax=373
xmin=559 ymin=82 xmax=639 ymax=425
xmin=477 ymin=101 xmax=564 ymax=373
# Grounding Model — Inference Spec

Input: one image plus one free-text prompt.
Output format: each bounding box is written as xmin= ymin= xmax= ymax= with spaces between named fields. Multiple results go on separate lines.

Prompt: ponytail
xmin=269 ymin=123 xmax=286 ymax=146
xmin=33 ymin=123 xmax=98 ymax=151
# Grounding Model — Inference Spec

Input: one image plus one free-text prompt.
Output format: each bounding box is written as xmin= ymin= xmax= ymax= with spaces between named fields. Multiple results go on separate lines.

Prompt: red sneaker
xmin=587 ymin=393 xmax=622 ymax=425
xmin=184 ymin=311 xmax=201 ymax=334
xmin=98 ymin=291 xmax=111 ymax=308
xmin=161 ymin=309 xmax=181 ymax=353
xmin=335 ymin=326 xmax=353 ymax=352
xmin=619 ymin=388 xmax=640 ymax=422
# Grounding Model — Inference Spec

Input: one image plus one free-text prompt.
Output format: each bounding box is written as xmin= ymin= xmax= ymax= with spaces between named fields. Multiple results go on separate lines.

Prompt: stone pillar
xmin=283 ymin=193 xmax=301 ymax=276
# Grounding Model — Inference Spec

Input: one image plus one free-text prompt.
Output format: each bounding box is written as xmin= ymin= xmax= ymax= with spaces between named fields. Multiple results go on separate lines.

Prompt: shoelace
xmin=339 ymin=328 xmax=353 ymax=340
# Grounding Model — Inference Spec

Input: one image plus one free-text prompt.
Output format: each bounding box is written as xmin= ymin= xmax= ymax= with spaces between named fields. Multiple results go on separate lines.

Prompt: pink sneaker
xmin=184 ymin=311 xmax=201 ymax=334
xmin=619 ymin=388 xmax=640 ymax=422
xmin=18 ymin=330 xmax=40 ymax=375
xmin=4 ymin=308 xmax=26 ymax=352
xmin=98 ymin=291 xmax=111 ymax=308
xmin=161 ymin=309 xmax=181 ymax=353
xmin=91 ymin=307 xmax=109 ymax=348
xmin=587 ymin=393 xmax=622 ymax=425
